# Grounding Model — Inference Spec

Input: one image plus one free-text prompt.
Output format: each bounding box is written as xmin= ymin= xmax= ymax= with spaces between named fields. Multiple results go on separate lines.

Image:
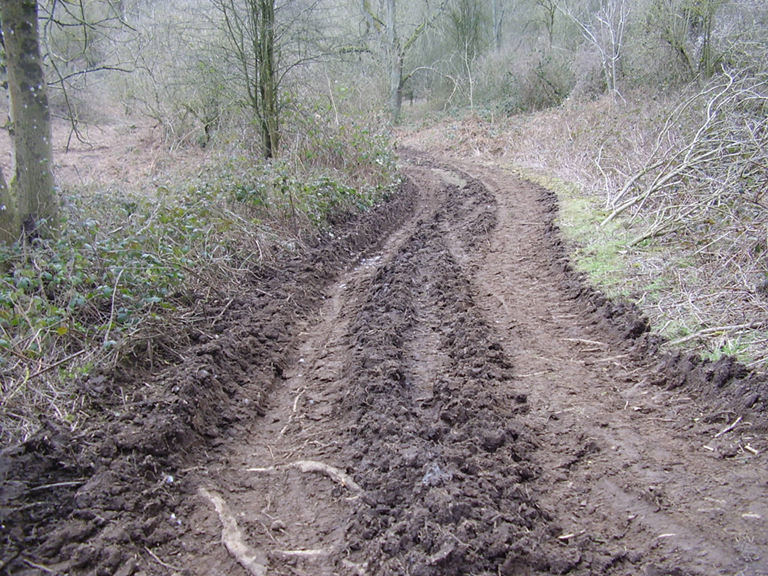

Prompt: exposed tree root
xmin=199 ymin=488 xmax=269 ymax=576
xmin=268 ymin=548 xmax=329 ymax=560
xmin=246 ymin=460 xmax=364 ymax=495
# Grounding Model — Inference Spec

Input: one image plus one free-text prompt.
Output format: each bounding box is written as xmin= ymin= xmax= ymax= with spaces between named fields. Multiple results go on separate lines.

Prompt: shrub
xmin=0 ymin=116 xmax=399 ymax=444
xmin=476 ymin=45 xmax=574 ymax=114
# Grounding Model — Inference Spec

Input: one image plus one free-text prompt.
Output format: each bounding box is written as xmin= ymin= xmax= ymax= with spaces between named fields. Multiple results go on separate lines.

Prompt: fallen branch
xmin=269 ymin=549 xmax=329 ymax=560
xmin=670 ymin=322 xmax=767 ymax=346
xmin=199 ymin=488 xmax=268 ymax=576
xmin=247 ymin=460 xmax=363 ymax=495
xmin=564 ymin=338 xmax=608 ymax=348
xmin=714 ymin=415 xmax=743 ymax=438
xmin=28 ymin=480 xmax=86 ymax=493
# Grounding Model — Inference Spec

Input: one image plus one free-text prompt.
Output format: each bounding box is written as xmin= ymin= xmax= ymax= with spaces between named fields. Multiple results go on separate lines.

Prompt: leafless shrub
xmin=593 ymin=69 xmax=768 ymax=363
xmin=603 ymin=70 xmax=768 ymax=245
xmin=474 ymin=43 xmax=575 ymax=113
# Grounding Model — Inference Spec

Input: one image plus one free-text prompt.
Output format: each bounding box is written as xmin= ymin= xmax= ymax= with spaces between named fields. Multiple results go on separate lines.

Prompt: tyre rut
xmin=452 ymin=157 xmax=768 ymax=576
xmin=176 ymin=151 xmax=768 ymax=576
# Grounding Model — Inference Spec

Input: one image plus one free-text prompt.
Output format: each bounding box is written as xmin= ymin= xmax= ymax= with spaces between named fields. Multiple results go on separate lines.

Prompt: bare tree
xmin=359 ymin=0 xmax=449 ymax=122
xmin=448 ymin=0 xmax=486 ymax=63
xmin=648 ymin=0 xmax=728 ymax=79
xmin=211 ymin=0 xmax=279 ymax=157
xmin=37 ymin=1 xmax=135 ymax=148
xmin=562 ymin=0 xmax=630 ymax=97
xmin=536 ymin=0 xmax=557 ymax=48
xmin=686 ymin=0 xmax=727 ymax=77
xmin=211 ymin=0 xmax=326 ymax=158
xmin=446 ymin=0 xmax=487 ymax=108
xmin=1 ymin=0 xmax=58 ymax=241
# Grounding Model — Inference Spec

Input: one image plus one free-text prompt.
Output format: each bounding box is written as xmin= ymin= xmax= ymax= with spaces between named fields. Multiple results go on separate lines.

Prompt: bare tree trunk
xmin=536 ymin=0 xmax=556 ymax=49
xmin=492 ymin=0 xmax=503 ymax=50
xmin=1 ymin=0 xmax=58 ymax=239
xmin=385 ymin=0 xmax=403 ymax=122
xmin=218 ymin=0 xmax=280 ymax=159
xmin=360 ymin=0 xmax=447 ymax=123
xmin=259 ymin=0 xmax=278 ymax=158
xmin=696 ymin=0 xmax=717 ymax=77
xmin=564 ymin=0 xmax=629 ymax=99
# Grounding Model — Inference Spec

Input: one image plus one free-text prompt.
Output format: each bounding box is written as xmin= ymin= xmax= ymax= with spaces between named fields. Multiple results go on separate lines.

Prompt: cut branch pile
xmin=597 ymin=69 xmax=768 ymax=366
xmin=604 ymin=69 xmax=768 ymax=242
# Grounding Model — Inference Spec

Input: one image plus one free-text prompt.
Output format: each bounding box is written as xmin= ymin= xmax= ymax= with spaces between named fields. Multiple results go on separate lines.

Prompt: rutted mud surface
xmin=3 ymin=151 xmax=768 ymax=576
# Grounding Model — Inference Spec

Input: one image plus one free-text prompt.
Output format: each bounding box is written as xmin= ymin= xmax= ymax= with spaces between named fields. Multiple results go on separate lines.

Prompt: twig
xmin=292 ymin=388 xmax=305 ymax=413
xmin=22 ymin=558 xmax=55 ymax=573
xmin=247 ymin=460 xmax=363 ymax=495
xmin=515 ymin=370 xmax=552 ymax=378
xmin=714 ymin=416 xmax=743 ymax=438
xmin=180 ymin=264 xmax=228 ymax=299
xmin=592 ymin=353 xmax=629 ymax=363
xmin=28 ymin=480 xmax=86 ymax=493
xmin=144 ymin=547 xmax=182 ymax=572
xmin=671 ymin=323 xmax=766 ymax=346
xmin=27 ymin=350 xmax=87 ymax=380
xmin=564 ymin=337 xmax=608 ymax=347
xmin=103 ymin=268 xmax=124 ymax=347
xmin=199 ymin=488 xmax=268 ymax=576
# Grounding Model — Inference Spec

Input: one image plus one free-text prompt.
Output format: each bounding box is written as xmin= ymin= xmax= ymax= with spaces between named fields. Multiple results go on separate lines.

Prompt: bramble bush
xmin=0 ymin=118 xmax=400 ymax=443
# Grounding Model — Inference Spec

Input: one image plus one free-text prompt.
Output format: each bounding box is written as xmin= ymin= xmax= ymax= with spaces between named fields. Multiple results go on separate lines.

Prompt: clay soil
xmin=2 ymin=143 xmax=768 ymax=576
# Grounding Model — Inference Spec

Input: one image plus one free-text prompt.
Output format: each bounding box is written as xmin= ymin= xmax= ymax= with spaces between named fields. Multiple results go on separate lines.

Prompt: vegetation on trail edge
xmin=400 ymin=72 xmax=768 ymax=372
xmin=0 ymin=125 xmax=399 ymax=445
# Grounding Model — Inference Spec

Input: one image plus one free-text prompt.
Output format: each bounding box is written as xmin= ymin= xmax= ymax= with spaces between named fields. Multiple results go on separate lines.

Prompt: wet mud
xmin=2 ymin=151 xmax=768 ymax=576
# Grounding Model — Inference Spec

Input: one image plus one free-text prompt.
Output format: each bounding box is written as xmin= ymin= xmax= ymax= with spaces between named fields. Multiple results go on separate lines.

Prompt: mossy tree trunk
xmin=0 ymin=0 xmax=58 ymax=241
xmin=258 ymin=0 xmax=278 ymax=159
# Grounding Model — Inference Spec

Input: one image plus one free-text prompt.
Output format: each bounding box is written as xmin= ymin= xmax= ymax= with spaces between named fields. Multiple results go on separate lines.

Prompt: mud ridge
xmin=333 ymin=163 xmax=587 ymax=575
xmin=532 ymin=178 xmax=768 ymax=429
xmin=0 ymin=182 xmax=417 ymax=575
xmin=342 ymin=227 xmax=553 ymax=575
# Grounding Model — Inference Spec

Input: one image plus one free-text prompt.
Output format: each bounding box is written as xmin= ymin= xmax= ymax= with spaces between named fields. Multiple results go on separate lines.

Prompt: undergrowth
xmin=0 ymin=121 xmax=399 ymax=445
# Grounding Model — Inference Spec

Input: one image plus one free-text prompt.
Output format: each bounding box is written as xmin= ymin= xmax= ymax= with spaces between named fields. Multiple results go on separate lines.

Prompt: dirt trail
xmin=164 ymin=151 xmax=768 ymax=576
xmin=4 ymin=150 xmax=768 ymax=575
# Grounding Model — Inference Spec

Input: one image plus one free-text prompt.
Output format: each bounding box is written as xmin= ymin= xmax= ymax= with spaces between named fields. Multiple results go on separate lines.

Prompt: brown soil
xmin=2 ymin=145 xmax=768 ymax=576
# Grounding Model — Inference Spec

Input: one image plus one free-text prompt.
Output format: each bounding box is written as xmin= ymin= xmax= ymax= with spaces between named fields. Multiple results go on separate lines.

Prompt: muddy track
xmin=173 ymin=152 xmax=768 ymax=576
xmin=3 ymin=151 xmax=768 ymax=576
